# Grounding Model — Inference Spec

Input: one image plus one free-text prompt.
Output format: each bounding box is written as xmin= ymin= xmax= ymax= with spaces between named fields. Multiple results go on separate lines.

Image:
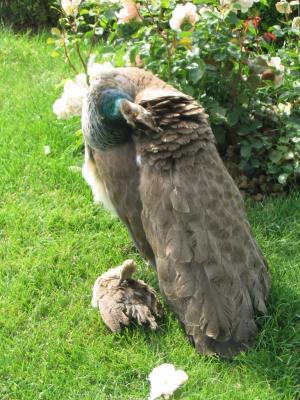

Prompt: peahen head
xmin=84 ymin=86 xmax=156 ymax=150
xmin=98 ymin=89 xmax=133 ymax=126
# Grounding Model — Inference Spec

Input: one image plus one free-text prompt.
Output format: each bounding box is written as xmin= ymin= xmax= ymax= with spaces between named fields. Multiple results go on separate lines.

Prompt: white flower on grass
xmin=116 ymin=0 xmax=142 ymax=24
xmin=44 ymin=145 xmax=51 ymax=155
xmin=275 ymin=1 xmax=292 ymax=13
xmin=61 ymin=0 xmax=82 ymax=17
xmin=148 ymin=363 xmax=188 ymax=400
xmin=268 ymin=56 xmax=285 ymax=86
xmin=169 ymin=3 xmax=199 ymax=31
xmin=88 ymin=55 xmax=114 ymax=84
xmin=68 ymin=165 xmax=82 ymax=173
xmin=292 ymin=16 xmax=300 ymax=29
xmin=53 ymin=73 xmax=88 ymax=119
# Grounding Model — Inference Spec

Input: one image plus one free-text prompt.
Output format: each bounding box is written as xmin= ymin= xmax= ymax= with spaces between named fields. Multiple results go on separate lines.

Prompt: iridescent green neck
xmin=99 ymin=89 xmax=133 ymax=125
xmin=85 ymin=88 xmax=134 ymax=150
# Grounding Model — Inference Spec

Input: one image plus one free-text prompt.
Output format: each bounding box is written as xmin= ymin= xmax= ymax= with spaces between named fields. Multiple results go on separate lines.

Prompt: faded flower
xmin=277 ymin=102 xmax=292 ymax=116
xmin=116 ymin=0 xmax=142 ymax=24
xmin=53 ymin=73 xmax=88 ymax=119
xmin=198 ymin=5 xmax=214 ymax=15
xmin=275 ymin=1 xmax=292 ymax=13
xmin=292 ymin=16 xmax=300 ymax=29
xmin=148 ymin=364 xmax=188 ymax=400
xmin=220 ymin=0 xmax=257 ymax=13
xmin=87 ymin=55 xmax=114 ymax=84
xmin=61 ymin=0 xmax=82 ymax=17
xmin=169 ymin=3 xmax=199 ymax=31
xmin=268 ymin=56 xmax=285 ymax=86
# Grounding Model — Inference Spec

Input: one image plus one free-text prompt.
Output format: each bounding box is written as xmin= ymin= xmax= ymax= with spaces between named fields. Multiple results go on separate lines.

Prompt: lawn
xmin=0 ymin=29 xmax=299 ymax=400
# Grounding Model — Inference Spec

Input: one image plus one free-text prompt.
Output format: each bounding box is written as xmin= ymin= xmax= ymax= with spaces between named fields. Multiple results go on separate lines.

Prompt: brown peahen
xmin=82 ymin=67 xmax=270 ymax=357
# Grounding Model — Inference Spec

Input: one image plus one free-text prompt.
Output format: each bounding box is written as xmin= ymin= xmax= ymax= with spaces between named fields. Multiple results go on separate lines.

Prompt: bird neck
xmin=99 ymin=89 xmax=133 ymax=126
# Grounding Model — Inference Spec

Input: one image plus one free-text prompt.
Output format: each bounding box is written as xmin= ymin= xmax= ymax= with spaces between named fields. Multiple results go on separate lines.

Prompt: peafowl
xmin=92 ymin=259 xmax=163 ymax=332
xmin=82 ymin=67 xmax=270 ymax=357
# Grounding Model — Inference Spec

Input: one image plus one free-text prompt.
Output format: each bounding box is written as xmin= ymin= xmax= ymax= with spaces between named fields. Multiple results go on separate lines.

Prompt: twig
xmin=87 ymin=5 xmax=102 ymax=60
xmin=75 ymin=40 xmax=88 ymax=76
xmin=69 ymin=17 xmax=89 ymax=83
xmin=62 ymin=33 xmax=79 ymax=74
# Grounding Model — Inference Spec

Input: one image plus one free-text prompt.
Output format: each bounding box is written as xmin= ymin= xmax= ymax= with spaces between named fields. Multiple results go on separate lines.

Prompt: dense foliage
xmin=0 ymin=0 xmax=58 ymax=29
xmin=50 ymin=0 xmax=300 ymax=191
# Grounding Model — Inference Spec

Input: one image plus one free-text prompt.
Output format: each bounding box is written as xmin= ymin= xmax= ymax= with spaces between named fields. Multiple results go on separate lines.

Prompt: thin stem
xmin=69 ymin=17 xmax=89 ymax=83
xmin=166 ymin=33 xmax=173 ymax=81
xmin=75 ymin=40 xmax=88 ymax=76
xmin=62 ymin=33 xmax=79 ymax=74
xmin=87 ymin=6 xmax=102 ymax=60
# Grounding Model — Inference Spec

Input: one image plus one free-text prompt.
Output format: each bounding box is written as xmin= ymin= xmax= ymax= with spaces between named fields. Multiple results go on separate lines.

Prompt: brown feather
xmin=92 ymin=260 xmax=163 ymax=332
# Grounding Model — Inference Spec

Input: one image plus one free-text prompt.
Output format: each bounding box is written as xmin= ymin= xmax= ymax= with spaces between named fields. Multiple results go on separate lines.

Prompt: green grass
xmin=0 ymin=29 xmax=299 ymax=400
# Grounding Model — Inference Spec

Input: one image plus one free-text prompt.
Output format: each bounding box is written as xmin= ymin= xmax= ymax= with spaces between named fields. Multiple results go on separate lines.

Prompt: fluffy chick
xmin=92 ymin=259 xmax=163 ymax=332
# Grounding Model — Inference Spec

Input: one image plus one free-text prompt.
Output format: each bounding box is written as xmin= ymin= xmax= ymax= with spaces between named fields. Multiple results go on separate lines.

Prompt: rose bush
xmin=50 ymin=0 xmax=300 ymax=192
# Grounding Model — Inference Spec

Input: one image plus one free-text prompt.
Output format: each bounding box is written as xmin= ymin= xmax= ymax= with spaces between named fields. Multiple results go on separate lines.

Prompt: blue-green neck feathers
xmin=99 ymin=89 xmax=132 ymax=126
xmin=86 ymin=88 xmax=133 ymax=150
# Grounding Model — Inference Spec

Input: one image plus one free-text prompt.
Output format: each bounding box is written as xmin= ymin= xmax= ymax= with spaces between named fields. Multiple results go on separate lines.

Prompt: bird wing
xmin=96 ymin=285 xmax=130 ymax=332
xmin=128 ymin=88 xmax=270 ymax=356
xmin=86 ymin=142 xmax=155 ymax=266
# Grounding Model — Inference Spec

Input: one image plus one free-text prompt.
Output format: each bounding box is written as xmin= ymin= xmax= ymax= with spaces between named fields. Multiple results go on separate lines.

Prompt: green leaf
xmin=238 ymin=120 xmax=262 ymax=135
xmin=79 ymin=8 xmax=90 ymax=15
xmin=161 ymin=0 xmax=170 ymax=8
xmin=51 ymin=51 xmax=60 ymax=58
xmin=269 ymin=151 xmax=282 ymax=164
xmin=212 ymin=126 xmax=226 ymax=145
xmin=211 ymin=105 xmax=227 ymax=123
xmin=181 ymin=84 xmax=195 ymax=96
xmin=187 ymin=60 xmax=206 ymax=84
xmin=188 ymin=66 xmax=204 ymax=84
xmin=227 ymin=109 xmax=239 ymax=127
xmin=240 ymin=142 xmax=252 ymax=159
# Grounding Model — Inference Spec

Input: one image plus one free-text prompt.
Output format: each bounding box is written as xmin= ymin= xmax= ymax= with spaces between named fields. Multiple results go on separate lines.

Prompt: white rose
xmin=116 ymin=0 xmax=142 ymax=24
xmin=275 ymin=1 xmax=292 ymax=13
xmin=53 ymin=73 xmax=88 ymax=119
xmin=220 ymin=0 xmax=257 ymax=13
xmin=169 ymin=3 xmax=199 ymax=31
xmin=148 ymin=364 xmax=188 ymax=400
xmin=87 ymin=55 xmax=114 ymax=84
xmin=61 ymin=0 xmax=82 ymax=17
xmin=269 ymin=56 xmax=285 ymax=86
xmin=292 ymin=16 xmax=300 ymax=29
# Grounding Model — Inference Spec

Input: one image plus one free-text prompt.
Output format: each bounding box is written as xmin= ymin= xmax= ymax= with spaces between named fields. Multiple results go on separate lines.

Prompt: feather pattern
xmin=82 ymin=67 xmax=270 ymax=357
xmin=92 ymin=260 xmax=163 ymax=332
